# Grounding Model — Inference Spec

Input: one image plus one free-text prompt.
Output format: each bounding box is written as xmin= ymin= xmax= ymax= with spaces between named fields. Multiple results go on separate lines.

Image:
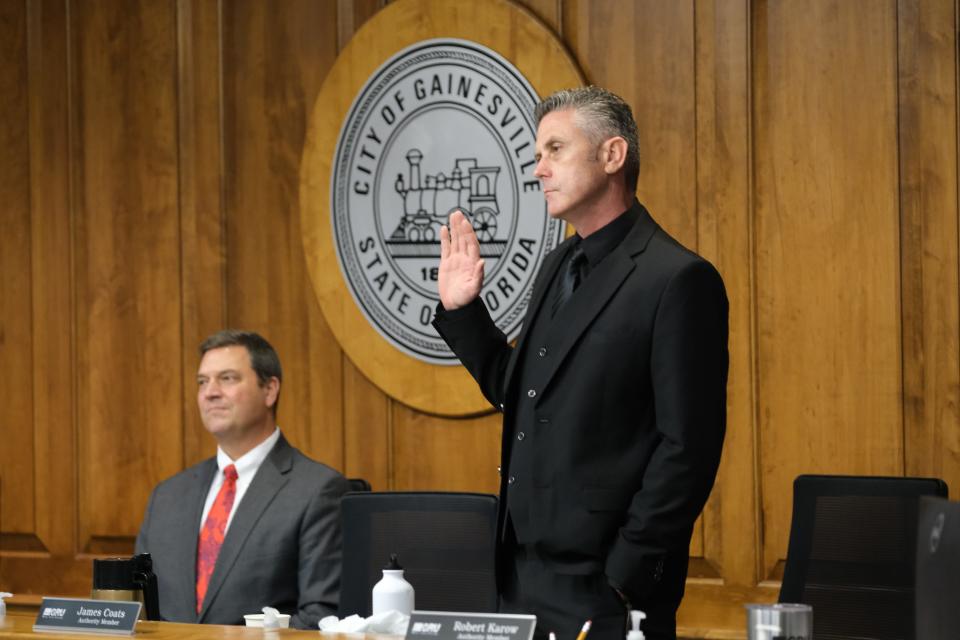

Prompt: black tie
xmin=552 ymin=245 xmax=586 ymax=317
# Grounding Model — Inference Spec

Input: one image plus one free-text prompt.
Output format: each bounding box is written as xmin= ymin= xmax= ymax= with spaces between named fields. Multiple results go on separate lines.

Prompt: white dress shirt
xmin=199 ymin=427 xmax=281 ymax=533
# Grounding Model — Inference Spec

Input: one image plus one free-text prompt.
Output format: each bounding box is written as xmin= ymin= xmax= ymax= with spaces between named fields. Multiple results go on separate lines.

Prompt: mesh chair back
xmin=347 ymin=477 xmax=372 ymax=493
xmin=339 ymin=492 xmax=498 ymax=617
xmin=779 ymin=474 xmax=947 ymax=640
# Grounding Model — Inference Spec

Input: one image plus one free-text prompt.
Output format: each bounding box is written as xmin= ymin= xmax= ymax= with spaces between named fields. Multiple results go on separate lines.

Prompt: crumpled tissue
xmin=261 ymin=607 xmax=281 ymax=630
xmin=319 ymin=610 xmax=409 ymax=635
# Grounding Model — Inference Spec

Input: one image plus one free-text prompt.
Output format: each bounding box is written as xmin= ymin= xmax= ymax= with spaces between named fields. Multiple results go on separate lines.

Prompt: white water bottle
xmin=0 ymin=592 xmax=11 ymax=620
xmin=372 ymin=554 xmax=415 ymax=616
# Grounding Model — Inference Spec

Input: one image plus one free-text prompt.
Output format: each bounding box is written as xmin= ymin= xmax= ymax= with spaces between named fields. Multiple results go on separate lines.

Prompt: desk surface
xmin=0 ymin=612 xmax=391 ymax=640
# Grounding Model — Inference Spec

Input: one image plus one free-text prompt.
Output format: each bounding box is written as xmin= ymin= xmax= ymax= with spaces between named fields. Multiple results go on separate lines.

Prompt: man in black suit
xmin=136 ymin=330 xmax=349 ymax=628
xmin=433 ymin=87 xmax=728 ymax=640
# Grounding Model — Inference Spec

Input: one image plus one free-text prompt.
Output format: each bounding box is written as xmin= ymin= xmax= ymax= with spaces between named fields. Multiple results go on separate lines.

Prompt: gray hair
xmin=534 ymin=86 xmax=640 ymax=191
xmin=200 ymin=329 xmax=282 ymax=415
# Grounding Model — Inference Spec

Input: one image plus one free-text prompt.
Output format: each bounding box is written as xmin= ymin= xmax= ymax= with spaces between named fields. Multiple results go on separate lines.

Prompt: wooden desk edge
xmin=3 ymin=599 xmax=740 ymax=639
xmin=0 ymin=611 xmax=402 ymax=639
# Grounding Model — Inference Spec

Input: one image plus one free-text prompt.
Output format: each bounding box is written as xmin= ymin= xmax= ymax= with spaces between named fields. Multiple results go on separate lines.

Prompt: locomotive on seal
xmin=391 ymin=149 xmax=501 ymax=243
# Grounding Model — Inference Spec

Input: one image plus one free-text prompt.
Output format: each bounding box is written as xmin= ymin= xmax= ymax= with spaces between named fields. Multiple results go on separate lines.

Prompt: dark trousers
xmin=497 ymin=518 xmax=677 ymax=640
xmin=497 ymin=516 xmax=624 ymax=640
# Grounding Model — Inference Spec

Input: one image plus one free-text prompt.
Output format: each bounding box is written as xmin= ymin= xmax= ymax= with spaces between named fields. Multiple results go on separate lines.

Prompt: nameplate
xmin=406 ymin=610 xmax=536 ymax=640
xmin=33 ymin=597 xmax=141 ymax=636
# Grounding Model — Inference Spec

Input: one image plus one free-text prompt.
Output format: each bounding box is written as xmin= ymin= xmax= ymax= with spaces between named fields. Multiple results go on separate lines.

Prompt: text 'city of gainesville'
xmin=352 ymin=71 xmax=542 ymax=197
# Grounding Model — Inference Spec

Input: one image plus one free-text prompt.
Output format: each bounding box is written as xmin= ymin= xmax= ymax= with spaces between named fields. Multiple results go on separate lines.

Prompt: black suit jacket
xmin=433 ymin=201 xmax=728 ymax=610
xmin=135 ymin=434 xmax=349 ymax=629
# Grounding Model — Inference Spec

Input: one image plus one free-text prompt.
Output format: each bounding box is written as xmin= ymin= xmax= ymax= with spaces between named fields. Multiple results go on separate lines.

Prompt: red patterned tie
xmin=196 ymin=464 xmax=238 ymax=613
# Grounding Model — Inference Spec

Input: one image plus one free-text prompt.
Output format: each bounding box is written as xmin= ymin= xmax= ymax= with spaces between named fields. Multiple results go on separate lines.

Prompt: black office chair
xmin=347 ymin=477 xmax=372 ymax=493
xmin=339 ymin=491 xmax=498 ymax=617
xmin=780 ymin=474 xmax=948 ymax=640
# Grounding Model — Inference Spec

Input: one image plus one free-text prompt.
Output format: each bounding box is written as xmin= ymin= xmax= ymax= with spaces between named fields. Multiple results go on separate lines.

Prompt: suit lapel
xmin=537 ymin=206 xmax=659 ymax=395
xmin=504 ymin=237 xmax=573 ymax=390
xmin=198 ymin=436 xmax=293 ymax=621
xmin=181 ymin=460 xmax=216 ymax=620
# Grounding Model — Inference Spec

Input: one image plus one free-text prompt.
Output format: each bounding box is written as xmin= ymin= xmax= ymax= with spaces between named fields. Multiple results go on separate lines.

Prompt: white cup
xmin=745 ymin=603 xmax=812 ymax=640
xmin=243 ymin=613 xmax=291 ymax=628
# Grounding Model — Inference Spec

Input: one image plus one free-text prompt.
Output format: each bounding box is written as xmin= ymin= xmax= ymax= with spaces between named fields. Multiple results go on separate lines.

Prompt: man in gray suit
xmin=136 ymin=330 xmax=349 ymax=629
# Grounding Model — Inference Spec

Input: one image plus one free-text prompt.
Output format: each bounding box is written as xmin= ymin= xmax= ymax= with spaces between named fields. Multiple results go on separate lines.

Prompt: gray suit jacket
xmin=135 ymin=434 xmax=348 ymax=629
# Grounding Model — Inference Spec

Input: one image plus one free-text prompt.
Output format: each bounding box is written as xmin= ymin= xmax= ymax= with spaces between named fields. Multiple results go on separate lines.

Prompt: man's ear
xmin=601 ymin=136 xmax=628 ymax=176
xmin=264 ymin=377 xmax=280 ymax=409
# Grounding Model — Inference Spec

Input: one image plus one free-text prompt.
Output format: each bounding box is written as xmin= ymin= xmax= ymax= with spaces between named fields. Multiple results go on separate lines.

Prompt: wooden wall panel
xmin=343 ymin=365 xmax=391 ymax=490
xmin=0 ymin=0 xmax=86 ymax=597
xmin=27 ymin=0 xmax=74 ymax=565
xmin=336 ymin=1 xmax=394 ymax=491
xmin=753 ymin=0 xmax=903 ymax=579
xmin=0 ymin=0 xmax=35 ymax=546
xmin=177 ymin=0 xmax=227 ymax=468
xmin=392 ymin=409 xmax=501 ymax=494
xmin=690 ymin=0 xmax=758 ymax=596
xmin=898 ymin=0 xmax=960 ymax=494
xmin=563 ymin=0 xmax=697 ymax=246
xmin=220 ymin=0 xmax=344 ymax=466
xmin=517 ymin=0 xmax=561 ymax=34
xmin=336 ymin=0 xmax=385 ymax=51
xmin=70 ymin=0 xmax=183 ymax=551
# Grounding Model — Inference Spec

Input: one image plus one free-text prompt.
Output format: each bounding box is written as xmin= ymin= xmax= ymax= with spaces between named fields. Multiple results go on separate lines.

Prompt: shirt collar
xmin=216 ymin=427 xmax=281 ymax=477
xmin=576 ymin=201 xmax=639 ymax=269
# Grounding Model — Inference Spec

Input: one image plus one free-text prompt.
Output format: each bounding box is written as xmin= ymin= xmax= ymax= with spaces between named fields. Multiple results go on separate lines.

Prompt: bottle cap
xmin=626 ymin=609 xmax=646 ymax=640
xmin=385 ymin=553 xmax=404 ymax=570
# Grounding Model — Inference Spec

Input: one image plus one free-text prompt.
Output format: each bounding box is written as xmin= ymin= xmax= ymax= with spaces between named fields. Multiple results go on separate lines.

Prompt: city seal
xmin=330 ymin=38 xmax=565 ymax=364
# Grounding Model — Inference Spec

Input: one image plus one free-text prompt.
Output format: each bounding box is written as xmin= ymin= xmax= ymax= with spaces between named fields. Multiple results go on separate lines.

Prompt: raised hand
xmin=438 ymin=210 xmax=485 ymax=310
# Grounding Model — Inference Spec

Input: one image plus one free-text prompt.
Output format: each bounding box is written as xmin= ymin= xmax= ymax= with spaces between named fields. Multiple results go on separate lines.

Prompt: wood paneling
xmin=177 ymin=0 xmax=227 ymax=468
xmin=753 ymin=0 xmax=904 ymax=578
xmin=1 ymin=0 xmax=86 ymax=597
xmin=0 ymin=0 xmax=35 ymax=548
xmin=686 ymin=0 xmax=764 ymax=626
xmin=336 ymin=0 xmax=386 ymax=51
xmin=564 ymin=0 xmax=698 ymax=247
xmin=71 ymin=0 xmax=183 ymax=551
xmin=27 ymin=0 xmax=74 ymax=565
xmin=518 ymin=0 xmax=561 ymax=35
xmin=2 ymin=1 xmax=960 ymax=637
xmin=337 ymin=0 xmax=394 ymax=493
xmin=343 ymin=364 xmax=391 ymax=490
xmin=221 ymin=0 xmax=343 ymax=464
xmin=898 ymin=0 xmax=960 ymax=494
xmin=392 ymin=408 xmax=501 ymax=494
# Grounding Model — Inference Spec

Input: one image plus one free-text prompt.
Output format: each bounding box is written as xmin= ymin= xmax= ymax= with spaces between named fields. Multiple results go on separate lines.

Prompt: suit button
xmin=508 ymin=476 xmax=516 ymax=484
xmin=538 ymin=347 xmax=547 ymax=357
xmin=517 ymin=432 xmax=525 ymax=441
xmin=527 ymin=389 xmax=536 ymax=398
